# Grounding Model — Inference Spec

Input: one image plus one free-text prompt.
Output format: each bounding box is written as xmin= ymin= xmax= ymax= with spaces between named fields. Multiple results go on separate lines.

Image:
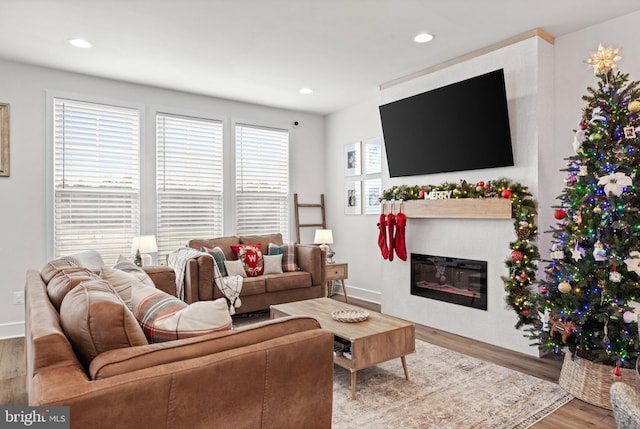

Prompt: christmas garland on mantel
xmin=380 ymin=178 xmax=540 ymax=327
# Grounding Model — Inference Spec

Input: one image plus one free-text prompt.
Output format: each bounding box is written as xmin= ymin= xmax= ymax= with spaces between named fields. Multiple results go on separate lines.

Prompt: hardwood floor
xmin=1 ymin=294 xmax=616 ymax=428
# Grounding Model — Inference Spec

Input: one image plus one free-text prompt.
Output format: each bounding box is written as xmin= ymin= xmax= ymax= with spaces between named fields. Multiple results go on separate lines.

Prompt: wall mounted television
xmin=379 ymin=69 xmax=514 ymax=178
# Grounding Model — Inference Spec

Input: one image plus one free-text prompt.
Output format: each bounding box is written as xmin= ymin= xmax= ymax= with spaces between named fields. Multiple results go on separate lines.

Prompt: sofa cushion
xmin=189 ymin=236 xmax=239 ymax=260
xmin=240 ymin=233 xmax=283 ymax=254
xmin=201 ymin=246 xmax=227 ymax=276
xmin=100 ymin=265 xmax=153 ymax=308
xmin=231 ymin=244 xmax=264 ymax=277
xmin=264 ymin=271 xmax=313 ymax=292
xmin=41 ymin=257 xmax=79 ymax=283
xmin=239 ymin=277 xmax=266 ymax=296
xmin=59 ymin=279 xmax=148 ymax=369
xmin=263 ymin=254 xmax=283 ymax=275
xmin=47 ymin=268 xmax=100 ymax=311
xmin=268 ymin=242 xmax=299 ymax=272
xmin=132 ymin=284 xmax=232 ymax=343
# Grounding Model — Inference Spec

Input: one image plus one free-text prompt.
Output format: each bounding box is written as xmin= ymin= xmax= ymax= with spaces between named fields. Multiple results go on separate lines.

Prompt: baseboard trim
xmin=342 ymin=284 xmax=381 ymax=305
xmin=0 ymin=322 xmax=25 ymax=340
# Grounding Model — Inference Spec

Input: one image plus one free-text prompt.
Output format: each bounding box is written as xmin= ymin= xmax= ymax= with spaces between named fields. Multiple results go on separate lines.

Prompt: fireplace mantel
xmin=401 ymin=199 xmax=512 ymax=219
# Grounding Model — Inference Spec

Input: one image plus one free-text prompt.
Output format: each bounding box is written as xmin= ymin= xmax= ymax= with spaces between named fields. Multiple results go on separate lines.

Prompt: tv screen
xmin=379 ymin=69 xmax=514 ymax=178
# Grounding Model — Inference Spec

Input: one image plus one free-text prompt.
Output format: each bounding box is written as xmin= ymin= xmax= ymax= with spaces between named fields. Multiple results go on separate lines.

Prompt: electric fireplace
xmin=411 ymin=253 xmax=487 ymax=310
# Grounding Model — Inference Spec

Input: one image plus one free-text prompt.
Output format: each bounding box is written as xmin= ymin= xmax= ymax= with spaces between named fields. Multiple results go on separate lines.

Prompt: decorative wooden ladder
xmin=293 ymin=193 xmax=326 ymax=244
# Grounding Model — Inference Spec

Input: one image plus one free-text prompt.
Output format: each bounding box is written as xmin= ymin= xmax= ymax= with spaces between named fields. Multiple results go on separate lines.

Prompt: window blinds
xmin=53 ymin=98 xmax=140 ymax=263
xmin=235 ymin=124 xmax=290 ymax=241
xmin=156 ymin=113 xmax=224 ymax=256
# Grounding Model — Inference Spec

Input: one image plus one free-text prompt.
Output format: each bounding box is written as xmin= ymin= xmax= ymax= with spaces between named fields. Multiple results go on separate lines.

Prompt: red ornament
xmin=613 ymin=365 xmax=622 ymax=377
xmin=554 ymin=209 xmax=567 ymax=220
xmin=485 ymin=184 xmax=491 ymax=189
xmin=501 ymin=189 xmax=512 ymax=199
xmin=477 ymin=181 xmax=485 ymax=187
xmin=511 ymin=250 xmax=524 ymax=262
xmin=522 ymin=309 xmax=530 ymax=316
xmin=419 ymin=189 xmax=426 ymax=198
xmin=580 ymin=124 xmax=587 ymax=130
xmin=540 ymin=287 xmax=548 ymax=294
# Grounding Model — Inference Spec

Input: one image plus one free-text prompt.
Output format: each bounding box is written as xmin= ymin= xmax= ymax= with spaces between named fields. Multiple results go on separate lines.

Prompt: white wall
xmin=0 ymin=59 xmax=325 ymax=338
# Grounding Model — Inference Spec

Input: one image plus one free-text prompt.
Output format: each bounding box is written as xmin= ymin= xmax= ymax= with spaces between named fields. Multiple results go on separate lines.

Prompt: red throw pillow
xmin=230 ymin=244 xmax=264 ymax=277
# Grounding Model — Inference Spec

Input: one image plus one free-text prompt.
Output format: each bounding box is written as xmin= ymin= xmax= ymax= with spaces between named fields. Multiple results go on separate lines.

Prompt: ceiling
xmin=1 ymin=1 xmax=640 ymax=115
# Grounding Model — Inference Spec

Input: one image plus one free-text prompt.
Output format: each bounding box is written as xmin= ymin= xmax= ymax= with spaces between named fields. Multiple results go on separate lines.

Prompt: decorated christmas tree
xmin=521 ymin=45 xmax=640 ymax=369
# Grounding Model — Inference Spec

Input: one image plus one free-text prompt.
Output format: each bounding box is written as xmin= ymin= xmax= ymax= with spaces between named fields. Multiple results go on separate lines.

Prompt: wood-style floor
xmin=0 ymin=295 xmax=615 ymax=428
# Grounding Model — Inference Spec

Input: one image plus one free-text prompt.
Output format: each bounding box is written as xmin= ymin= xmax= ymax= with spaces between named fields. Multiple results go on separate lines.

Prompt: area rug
xmin=332 ymin=340 xmax=573 ymax=429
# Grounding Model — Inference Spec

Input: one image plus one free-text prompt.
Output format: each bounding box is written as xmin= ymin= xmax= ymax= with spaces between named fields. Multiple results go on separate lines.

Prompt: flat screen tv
xmin=379 ymin=69 xmax=514 ymax=178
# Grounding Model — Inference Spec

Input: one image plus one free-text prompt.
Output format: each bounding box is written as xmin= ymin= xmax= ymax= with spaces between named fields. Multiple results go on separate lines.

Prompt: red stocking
xmin=386 ymin=213 xmax=396 ymax=261
xmin=377 ymin=213 xmax=389 ymax=259
xmin=394 ymin=212 xmax=407 ymax=261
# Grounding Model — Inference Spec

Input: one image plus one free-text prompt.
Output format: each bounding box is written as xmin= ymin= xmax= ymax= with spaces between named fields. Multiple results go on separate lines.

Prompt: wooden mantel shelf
xmin=401 ymin=198 xmax=512 ymax=219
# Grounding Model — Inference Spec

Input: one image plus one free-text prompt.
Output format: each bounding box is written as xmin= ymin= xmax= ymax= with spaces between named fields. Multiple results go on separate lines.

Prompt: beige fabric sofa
xmin=25 ymin=256 xmax=334 ymax=429
xmin=186 ymin=233 xmax=326 ymax=313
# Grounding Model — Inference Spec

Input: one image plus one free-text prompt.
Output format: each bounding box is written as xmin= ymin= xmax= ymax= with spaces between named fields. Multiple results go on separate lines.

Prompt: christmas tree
xmin=534 ymin=45 xmax=640 ymax=369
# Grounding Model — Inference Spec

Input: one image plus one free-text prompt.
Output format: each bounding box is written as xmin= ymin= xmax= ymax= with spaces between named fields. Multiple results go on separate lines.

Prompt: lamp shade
xmin=131 ymin=235 xmax=158 ymax=253
xmin=314 ymin=229 xmax=333 ymax=245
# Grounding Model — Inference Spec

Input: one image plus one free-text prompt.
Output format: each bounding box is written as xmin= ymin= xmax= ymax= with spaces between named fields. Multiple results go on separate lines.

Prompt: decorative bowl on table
xmin=331 ymin=308 xmax=370 ymax=323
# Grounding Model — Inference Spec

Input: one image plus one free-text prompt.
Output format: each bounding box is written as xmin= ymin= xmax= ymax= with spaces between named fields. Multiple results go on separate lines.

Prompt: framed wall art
xmin=364 ymin=137 xmax=382 ymax=175
xmin=364 ymin=178 xmax=382 ymax=215
xmin=344 ymin=180 xmax=361 ymax=215
xmin=0 ymin=103 xmax=9 ymax=177
xmin=344 ymin=141 xmax=361 ymax=176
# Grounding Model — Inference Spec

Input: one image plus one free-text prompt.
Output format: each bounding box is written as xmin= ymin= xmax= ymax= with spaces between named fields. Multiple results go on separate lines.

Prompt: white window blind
xmin=156 ymin=113 xmax=223 ymax=255
xmin=235 ymin=124 xmax=290 ymax=240
xmin=53 ymin=98 xmax=140 ymax=263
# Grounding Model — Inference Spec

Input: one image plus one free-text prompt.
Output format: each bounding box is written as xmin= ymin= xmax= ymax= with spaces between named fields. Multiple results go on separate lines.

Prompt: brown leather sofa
xmin=25 ymin=258 xmax=334 ymax=429
xmin=186 ymin=233 xmax=326 ymax=313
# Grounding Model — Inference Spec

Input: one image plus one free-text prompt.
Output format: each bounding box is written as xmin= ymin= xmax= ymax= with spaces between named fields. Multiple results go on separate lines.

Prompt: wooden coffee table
xmin=270 ymin=297 xmax=415 ymax=399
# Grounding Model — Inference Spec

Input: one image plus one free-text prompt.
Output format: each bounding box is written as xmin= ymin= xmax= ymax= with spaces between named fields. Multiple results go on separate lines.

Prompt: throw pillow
xmin=131 ymin=283 xmax=232 ymax=343
xmin=201 ymin=246 xmax=227 ymax=277
xmin=47 ymin=268 xmax=100 ymax=311
xmin=268 ymin=242 xmax=299 ymax=272
xmin=113 ymin=258 xmax=155 ymax=287
xmin=60 ymin=279 xmax=148 ymax=369
xmin=230 ymin=244 xmax=264 ymax=277
xmin=224 ymin=260 xmax=247 ymax=278
xmin=100 ymin=266 xmax=148 ymax=309
xmin=263 ymin=254 xmax=284 ymax=275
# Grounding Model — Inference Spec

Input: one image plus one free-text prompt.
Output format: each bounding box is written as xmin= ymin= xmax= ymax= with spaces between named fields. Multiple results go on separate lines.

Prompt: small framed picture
xmin=344 ymin=181 xmax=362 ymax=215
xmin=364 ymin=178 xmax=382 ymax=215
xmin=0 ymin=103 xmax=9 ymax=177
xmin=344 ymin=142 xmax=361 ymax=176
xmin=624 ymin=126 xmax=637 ymax=139
xmin=364 ymin=137 xmax=382 ymax=175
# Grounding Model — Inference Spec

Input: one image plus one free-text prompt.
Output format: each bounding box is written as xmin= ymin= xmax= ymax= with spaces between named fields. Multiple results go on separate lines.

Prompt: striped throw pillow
xmin=268 ymin=242 xmax=298 ymax=272
xmin=201 ymin=246 xmax=228 ymax=276
xmin=132 ymin=284 xmax=232 ymax=343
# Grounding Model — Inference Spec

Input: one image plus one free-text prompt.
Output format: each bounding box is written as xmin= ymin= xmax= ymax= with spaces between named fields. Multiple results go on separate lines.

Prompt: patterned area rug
xmin=332 ymin=340 xmax=573 ymax=429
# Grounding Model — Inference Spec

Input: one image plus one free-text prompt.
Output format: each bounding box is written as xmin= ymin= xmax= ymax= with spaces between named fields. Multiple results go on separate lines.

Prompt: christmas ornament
xmin=609 ymin=271 xmax=622 ymax=283
xmin=589 ymin=132 xmax=602 ymax=142
xmin=585 ymin=44 xmax=621 ymax=75
xmin=554 ymin=209 xmax=567 ymax=220
xmin=550 ymin=318 xmax=576 ymax=342
xmin=419 ymin=189 xmax=426 ymax=199
xmin=510 ymin=250 xmax=523 ymax=262
xmin=623 ymin=301 xmax=640 ymax=323
xmin=571 ymin=243 xmax=586 ymax=261
xmin=578 ymin=165 xmax=588 ymax=176
xmin=550 ymin=250 xmax=565 ymax=259
xmin=624 ymin=251 xmax=640 ymax=276
xmin=572 ymin=130 xmax=586 ymax=153
xmin=629 ymin=100 xmax=640 ymax=113
xmin=593 ymin=206 xmax=602 ymax=214
xmin=517 ymin=221 xmax=531 ymax=239
xmin=501 ymin=189 xmax=512 ymax=199
xmin=558 ymin=281 xmax=572 ymax=294
xmin=540 ymin=287 xmax=548 ymax=294
xmin=614 ymin=365 xmax=622 ymax=377
xmin=598 ymin=172 xmax=632 ymax=197
xmin=593 ymin=240 xmax=607 ymax=261
xmin=624 ymin=126 xmax=637 ymax=139
xmin=573 ymin=213 xmax=582 ymax=224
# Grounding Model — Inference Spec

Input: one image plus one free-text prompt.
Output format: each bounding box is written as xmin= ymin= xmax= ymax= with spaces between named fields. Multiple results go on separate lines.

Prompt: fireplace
xmin=411 ymin=253 xmax=487 ymax=310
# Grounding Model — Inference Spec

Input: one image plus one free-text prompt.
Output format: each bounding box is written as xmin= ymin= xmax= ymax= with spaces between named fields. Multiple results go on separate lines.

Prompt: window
xmin=156 ymin=113 xmax=223 ymax=256
xmin=53 ymin=98 xmax=140 ymax=263
xmin=235 ymin=124 xmax=290 ymax=240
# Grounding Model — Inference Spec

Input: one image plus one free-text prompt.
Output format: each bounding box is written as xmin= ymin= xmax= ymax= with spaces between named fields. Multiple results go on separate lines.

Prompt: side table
xmin=325 ymin=262 xmax=349 ymax=303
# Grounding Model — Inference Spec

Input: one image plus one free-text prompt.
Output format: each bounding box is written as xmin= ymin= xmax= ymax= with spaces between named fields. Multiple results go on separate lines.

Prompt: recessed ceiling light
xmin=299 ymin=88 xmax=313 ymax=95
xmin=413 ymin=33 xmax=434 ymax=44
xmin=68 ymin=38 xmax=92 ymax=48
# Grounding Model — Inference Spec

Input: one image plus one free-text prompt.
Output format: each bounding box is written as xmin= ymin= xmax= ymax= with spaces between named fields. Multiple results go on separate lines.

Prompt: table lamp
xmin=314 ymin=229 xmax=335 ymax=264
xmin=131 ymin=235 xmax=158 ymax=266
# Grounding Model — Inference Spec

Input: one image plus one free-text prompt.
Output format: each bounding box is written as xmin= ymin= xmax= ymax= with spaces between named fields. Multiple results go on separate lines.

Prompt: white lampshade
xmin=131 ymin=235 xmax=158 ymax=266
xmin=314 ymin=229 xmax=333 ymax=245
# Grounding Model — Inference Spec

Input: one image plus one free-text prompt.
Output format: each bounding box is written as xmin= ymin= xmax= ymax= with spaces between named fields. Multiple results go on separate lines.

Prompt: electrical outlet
xmin=13 ymin=291 xmax=24 ymax=305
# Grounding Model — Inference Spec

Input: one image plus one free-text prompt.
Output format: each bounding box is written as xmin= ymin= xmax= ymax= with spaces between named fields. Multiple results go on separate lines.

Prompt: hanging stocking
xmin=377 ymin=213 xmax=390 ymax=260
xmin=394 ymin=211 xmax=407 ymax=261
xmin=386 ymin=212 xmax=396 ymax=261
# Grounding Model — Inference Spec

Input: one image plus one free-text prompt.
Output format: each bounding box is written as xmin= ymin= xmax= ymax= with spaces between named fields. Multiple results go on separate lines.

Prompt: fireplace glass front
xmin=411 ymin=253 xmax=487 ymax=310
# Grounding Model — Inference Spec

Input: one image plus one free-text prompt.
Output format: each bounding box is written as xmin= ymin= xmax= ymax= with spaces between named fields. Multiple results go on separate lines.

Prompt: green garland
xmin=380 ymin=178 xmax=540 ymax=327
